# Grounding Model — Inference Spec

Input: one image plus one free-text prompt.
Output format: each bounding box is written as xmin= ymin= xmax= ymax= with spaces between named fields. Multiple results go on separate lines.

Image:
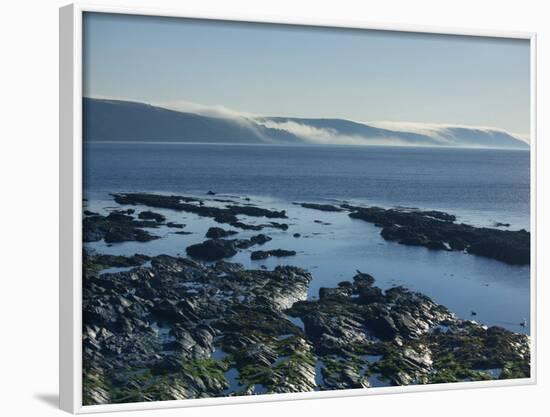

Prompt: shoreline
xmin=82 ymin=191 xmax=531 ymax=404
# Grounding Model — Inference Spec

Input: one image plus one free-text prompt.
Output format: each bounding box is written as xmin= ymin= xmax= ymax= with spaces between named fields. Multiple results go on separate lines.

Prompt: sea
xmin=83 ymin=142 xmax=531 ymax=334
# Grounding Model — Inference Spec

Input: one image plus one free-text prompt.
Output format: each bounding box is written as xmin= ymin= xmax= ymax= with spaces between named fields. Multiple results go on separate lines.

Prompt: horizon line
xmin=84 ymin=140 xmax=530 ymax=151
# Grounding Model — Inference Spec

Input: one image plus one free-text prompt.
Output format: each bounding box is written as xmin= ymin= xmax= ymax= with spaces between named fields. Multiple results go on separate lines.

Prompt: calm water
xmin=84 ymin=142 xmax=531 ymax=334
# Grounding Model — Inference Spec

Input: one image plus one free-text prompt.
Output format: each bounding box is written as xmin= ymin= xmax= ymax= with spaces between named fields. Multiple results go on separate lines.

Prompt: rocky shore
xmin=82 ymin=192 xmax=531 ymax=405
xmin=113 ymin=192 xmax=288 ymax=231
xmin=103 ymin=192 xmax=530 ymax=266
xmin=343 ymin=205 xmax=530 ymax=265
xmin=83 ymin=254 xmax=530 ymax=405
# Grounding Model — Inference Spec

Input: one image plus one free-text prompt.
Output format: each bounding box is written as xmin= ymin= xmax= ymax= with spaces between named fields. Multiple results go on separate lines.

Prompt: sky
xmin=83 ymin=12 xmax=531 ymax=135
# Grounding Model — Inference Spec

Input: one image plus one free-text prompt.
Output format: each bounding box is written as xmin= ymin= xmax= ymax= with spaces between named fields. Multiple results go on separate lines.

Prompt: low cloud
xmin=156 ymin=100 xmax=255 ymax=120
xmin=92 ymin=96 xmax=528 ymax=149
xmin=368 ymin=121 xmax=530 ymax=145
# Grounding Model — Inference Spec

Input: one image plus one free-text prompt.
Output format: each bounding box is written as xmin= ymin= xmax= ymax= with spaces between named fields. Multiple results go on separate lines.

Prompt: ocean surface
xmin=84 ymin=142 xmax=531 ymax=334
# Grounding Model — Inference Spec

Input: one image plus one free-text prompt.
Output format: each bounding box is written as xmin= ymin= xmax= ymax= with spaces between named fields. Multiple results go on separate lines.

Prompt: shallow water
xmin=84 ymin=192 xmax=530 ymax=335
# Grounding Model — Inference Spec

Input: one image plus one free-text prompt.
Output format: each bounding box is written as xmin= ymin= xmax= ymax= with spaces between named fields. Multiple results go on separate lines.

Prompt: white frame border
xmin=59 ymin=2 xmax=538 ymax=414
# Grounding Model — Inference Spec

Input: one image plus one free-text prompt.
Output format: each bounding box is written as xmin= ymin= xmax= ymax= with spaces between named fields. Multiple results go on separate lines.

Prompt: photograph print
xmin=81 ymin=12 xmax=532 ymax=405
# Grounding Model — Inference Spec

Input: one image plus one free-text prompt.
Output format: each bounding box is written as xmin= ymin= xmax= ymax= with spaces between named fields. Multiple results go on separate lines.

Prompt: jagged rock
xmin=82 ymin=252 xmax=314 ymax=404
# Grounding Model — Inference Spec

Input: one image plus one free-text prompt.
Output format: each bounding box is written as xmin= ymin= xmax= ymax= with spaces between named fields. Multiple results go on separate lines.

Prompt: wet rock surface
xmin=83 ymin=252 xmax=313 ymax=404
xmin=251 ymin=249 xmax=297 ymax=260
xmin=113 ymin=192 xmax=287 ymax=225
xmin=83 ymin=211 xmax=160 ymax=243
xmin=138 ymin=210 xmax=166 ymax=223
xmin=83 ymin=254 xmax=530 ymax=404
xmin=286 ymin=272 xmax=530 ymax=388
xmin=205 ymin=227 xmax=238 ymax=239
xmin=295 ymin=202 xmax=344 ymax=212
xmin=346 ymin=205 xmax=530 ymax=265
xmin=185 ymin=234 xmax=272 ymax=261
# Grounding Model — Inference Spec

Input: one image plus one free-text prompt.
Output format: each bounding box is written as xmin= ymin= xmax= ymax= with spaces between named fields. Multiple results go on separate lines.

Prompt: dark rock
xmin=83 ymin=253 xmax=316 ymax=403
xmin=110 ymin=208 xmax=135 ymax=215
xmin=186 ymin=234 xmax=272 ymax=261
xmin=84 ymin=252 xmax=150 ymax=270
xmin=84 ymin=210 xmax=99 ymax=216
xmin=138 ymin=211 xmax=166 ymax=222
xmin=105 ymin=228 xmax=156 ymax=244
xmin=229 ymin=221 xmax=289 ymax=231
xmin=295 ymin=202 xmax=343 ymax=212
xmin=468 ymin=234 xmax=530 ymax=265
xmin=112 ymin=193 xmax=287 ymax=228
xmin=82 ymin=252 xmax=529 ymax=403
xmin=229 ymin=221 xmax=263 ymax=231
xmin=226 ymin=205 xmax=286 ymax=219
xmin=293 ymin=233 xmax=301 ymax=238
xmin=166 ymin=222 xmax=185 ymax=229
xmin=348 ymin=205 xmax=530 ymax=265
xmin=186 ymin=239 xmax=238 ymax=261
xmin=247 ymin=234 xmax=272 ymax=246
xmin=269 ymin=222 xmax=289 ymax=231
xmin=83 ymin=212 xmax=160 ymax=243
xmin=353 ymin=271 xmax=375 ymax=287
xmin=251 ymin=249 xmax=297 ymax=260
xmin=205 ymin=227 xmax=238 ymax=239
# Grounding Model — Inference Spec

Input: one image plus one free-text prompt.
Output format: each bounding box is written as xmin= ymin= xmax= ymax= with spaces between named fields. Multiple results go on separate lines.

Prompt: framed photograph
xmin=59 ymin=3 xmax=537 ymax=413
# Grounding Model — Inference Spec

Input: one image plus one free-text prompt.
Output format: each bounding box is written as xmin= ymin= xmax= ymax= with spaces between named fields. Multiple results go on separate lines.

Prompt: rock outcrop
xmin=83 ymin=255 xmax=530 ymax=404
xmin=346 ymin=205 xmax=530 ymax=265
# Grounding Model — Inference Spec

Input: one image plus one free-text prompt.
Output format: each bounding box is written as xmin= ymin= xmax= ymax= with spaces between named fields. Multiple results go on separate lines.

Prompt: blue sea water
xmin=83 ymin=142 xmax=531 ymax=334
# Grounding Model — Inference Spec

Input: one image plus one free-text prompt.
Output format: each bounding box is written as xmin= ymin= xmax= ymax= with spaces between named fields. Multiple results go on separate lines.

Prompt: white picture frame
xmin=59 ymin=2 xmax=537 ymax=413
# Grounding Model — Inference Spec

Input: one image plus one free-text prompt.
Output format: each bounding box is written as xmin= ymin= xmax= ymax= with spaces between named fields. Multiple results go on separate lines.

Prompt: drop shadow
xmin=34 ymin=393 xmax=59 ymax=409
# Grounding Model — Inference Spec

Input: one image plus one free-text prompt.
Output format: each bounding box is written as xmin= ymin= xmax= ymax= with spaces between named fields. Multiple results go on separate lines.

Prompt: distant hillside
xmin=83 ymin=98 xmax=298 ymax=144
xmin=83 ymin=98 xmax=529 ymax=149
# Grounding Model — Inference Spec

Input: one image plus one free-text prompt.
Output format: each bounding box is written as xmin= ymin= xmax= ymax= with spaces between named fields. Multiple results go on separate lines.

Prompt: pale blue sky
xmin=83 ymin=12 xmax=530 ymax=134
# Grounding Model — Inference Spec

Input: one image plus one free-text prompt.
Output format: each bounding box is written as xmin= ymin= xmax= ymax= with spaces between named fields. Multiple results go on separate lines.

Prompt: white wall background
xmin=0 ymin=0 xmax=547 ymax=415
